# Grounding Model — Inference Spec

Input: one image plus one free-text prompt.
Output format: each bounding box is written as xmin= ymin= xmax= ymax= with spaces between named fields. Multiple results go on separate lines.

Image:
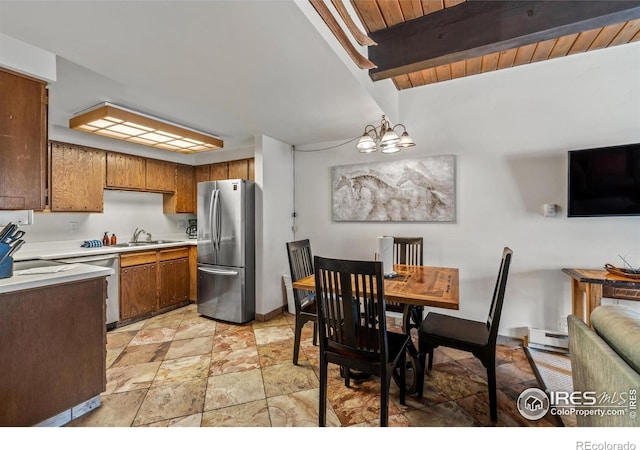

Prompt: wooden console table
xmin=562 ymin=268 xmax=640 ymax=325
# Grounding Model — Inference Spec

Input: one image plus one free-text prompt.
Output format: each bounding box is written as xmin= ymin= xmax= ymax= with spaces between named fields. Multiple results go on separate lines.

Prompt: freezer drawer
xmin=197 ymin=265 xmax=254 ymax=324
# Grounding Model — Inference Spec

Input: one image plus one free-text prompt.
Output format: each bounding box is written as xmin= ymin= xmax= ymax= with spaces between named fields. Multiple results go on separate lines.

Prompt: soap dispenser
xmin=103 ymin=232 xmax=110 ymax=246
xmin=111 ymin=233 xmax=117 ymax=245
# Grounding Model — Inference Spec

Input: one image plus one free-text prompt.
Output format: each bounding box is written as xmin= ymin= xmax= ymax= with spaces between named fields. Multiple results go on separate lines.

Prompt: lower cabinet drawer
xmin=121 ymin=250 xmax=157 ymax=267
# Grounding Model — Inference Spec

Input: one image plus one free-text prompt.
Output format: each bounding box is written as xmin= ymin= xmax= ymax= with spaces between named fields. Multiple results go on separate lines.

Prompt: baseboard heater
xmin=526 ymin=328 xmax=569 ymax=352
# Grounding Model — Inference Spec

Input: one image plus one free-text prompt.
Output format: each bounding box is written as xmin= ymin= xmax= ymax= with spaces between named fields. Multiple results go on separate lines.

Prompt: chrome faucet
xmin=132 ymin=227 xmax=151 ymax=243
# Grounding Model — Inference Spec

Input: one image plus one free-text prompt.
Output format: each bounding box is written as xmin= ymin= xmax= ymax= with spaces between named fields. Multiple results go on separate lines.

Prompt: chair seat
xmin=420 ymin=312 xmax=489 ymax=348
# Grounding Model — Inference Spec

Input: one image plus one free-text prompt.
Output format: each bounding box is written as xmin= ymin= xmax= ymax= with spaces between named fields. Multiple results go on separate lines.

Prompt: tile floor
xmin=68 ymin=303 xmax=561 ymax=427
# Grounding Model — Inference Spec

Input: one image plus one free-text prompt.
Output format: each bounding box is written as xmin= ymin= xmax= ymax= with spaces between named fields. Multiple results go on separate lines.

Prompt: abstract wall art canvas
xmin=331 ymin=155 xmax=456 ymax=222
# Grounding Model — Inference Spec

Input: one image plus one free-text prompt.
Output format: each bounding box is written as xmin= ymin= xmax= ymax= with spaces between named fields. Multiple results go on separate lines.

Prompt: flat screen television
xmin=568 ymin=143 xmax=640 ymax=217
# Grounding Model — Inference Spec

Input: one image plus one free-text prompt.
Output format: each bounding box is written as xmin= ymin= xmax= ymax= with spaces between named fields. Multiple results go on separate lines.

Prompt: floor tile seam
xmin=262 ymin=387 xmax=341 ymax=426
xmin=256 ymin=352 xmax=274 ymax=427
xmin=151 ymin=372 xmax=211 ymax=388
xmin=134 ymin=377 xmax=208 ymax=426
xmin=435 ymin=359 xmax=535 ymax=390
xmin=160 ymin=349 xmax=215 ymax=364
xmin=130 ymin=386 xmax=153 ymax=427
xmin=142 ymin=358 xmax=167 ymax=395
xmin=201 ymin=383 xmax=269 ymax=417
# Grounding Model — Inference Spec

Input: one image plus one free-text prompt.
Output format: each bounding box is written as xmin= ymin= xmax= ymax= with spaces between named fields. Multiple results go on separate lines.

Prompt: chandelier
xmin=356 ymin=115 xmax=415 ymax=154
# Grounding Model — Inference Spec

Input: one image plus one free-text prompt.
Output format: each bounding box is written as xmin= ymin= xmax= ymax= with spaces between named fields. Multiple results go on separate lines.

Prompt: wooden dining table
xmin=292 ymin=263 xmax=460 ymax=393
xmin=291 ymin=263 xmax=460 ymax=311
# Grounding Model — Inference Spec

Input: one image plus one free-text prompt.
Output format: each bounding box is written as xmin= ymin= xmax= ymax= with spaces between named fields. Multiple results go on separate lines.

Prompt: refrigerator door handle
xmin=215 ymin=188 xmax=222 ymax=249
xmin=210 ymin=189 xmax=219 ymax=250
xmin=198 ymin=267 xmax=239 ymax=276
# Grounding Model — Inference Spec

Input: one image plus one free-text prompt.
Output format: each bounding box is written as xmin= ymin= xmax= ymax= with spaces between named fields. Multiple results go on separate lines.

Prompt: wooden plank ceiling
xmin=348 ymin=0 xmax=640 ymax=90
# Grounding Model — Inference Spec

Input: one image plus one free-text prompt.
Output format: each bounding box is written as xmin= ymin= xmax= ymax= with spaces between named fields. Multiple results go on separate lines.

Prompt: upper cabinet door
xmin=106 ymin=152 xmax=146 ymax=190
xmin=146 ymin=159 xmax=176 ymax=192
xmin=0 ymin=68 xmax=47 ymax=210
xmin=163 ymin=164 xmax=195 ymax=214
xmin=195 ymin=165 xmax=211 ymax=183
xmin=228 ymin=159 xmax=249 ymax=180
xmin=209 ymin=162 xmax=229 ymax=181
xmin=50 ymin=141 xmax=105 ymax=212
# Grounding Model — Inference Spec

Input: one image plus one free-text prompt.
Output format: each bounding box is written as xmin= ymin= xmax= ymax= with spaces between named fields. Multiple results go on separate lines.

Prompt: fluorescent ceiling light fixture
xmin=355 ymin=115 xmax=415 ymax=154
xmin=69 ymin=102 xmax=223 ymax=153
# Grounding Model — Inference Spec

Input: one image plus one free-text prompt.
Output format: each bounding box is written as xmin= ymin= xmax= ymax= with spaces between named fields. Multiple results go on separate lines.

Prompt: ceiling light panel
xmin=69 ymin=103 xmax=223 ymax=153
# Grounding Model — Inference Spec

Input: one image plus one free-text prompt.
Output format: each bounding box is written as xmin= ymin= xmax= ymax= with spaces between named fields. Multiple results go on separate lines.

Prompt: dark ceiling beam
xmin=368 ymin=1 xmax=640 ymax=81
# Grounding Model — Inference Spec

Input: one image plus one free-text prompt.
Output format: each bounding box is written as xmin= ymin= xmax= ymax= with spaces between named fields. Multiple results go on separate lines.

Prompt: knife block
xmin=0 ymin=243 xmax=13 ymax=279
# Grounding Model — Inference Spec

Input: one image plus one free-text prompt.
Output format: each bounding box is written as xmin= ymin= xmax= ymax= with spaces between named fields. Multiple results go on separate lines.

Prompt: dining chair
xmin=286 ymin=239 xmax=318 ymax=365
xmin=315 ymin=256 xmax=411 ymax=427
xmin=416 ymin=247 xmax=513 ymax=423
xmin=387 ymin=236 xmax=424 ymax=333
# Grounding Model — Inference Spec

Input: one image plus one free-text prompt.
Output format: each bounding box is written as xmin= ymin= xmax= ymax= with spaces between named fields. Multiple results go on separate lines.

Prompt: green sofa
xmin=568 ymin=305 xmax=640 ymax=427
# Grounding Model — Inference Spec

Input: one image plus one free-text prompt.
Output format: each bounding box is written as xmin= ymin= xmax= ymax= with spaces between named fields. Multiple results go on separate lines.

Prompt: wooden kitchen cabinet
xmin=0 ymin=277 xmax=107 ymax=426
xmin=228 ymin=159 xmax=248 ymax=180
xmin=210 ymin=162 xmax=229 ymax=180
xmin=120 ymin=251 xmax=158 ymax=321
xmin=106 ymin=152 xmax=146 ymax=190
xmin=159 ymin=247 xmax=190 ymax=308
xmin=119 ymin=246 xmax=192 ymax=322
xmin=195 ymin=162 xmax=228 ymax=181
xmin=50 ymin=141 xmax=105 ymax=212
xmin=0 ymin=68 xmax=48 ymax=210
xmin=195 ymin=158 xmax=254 ymax=182
xmin=195 ymin=164 xmax=211 ymax=183
xmin=146 ymin=159 xmax=176 ymax=192
xmin=163 ymin=164 xmax=195 ymax=213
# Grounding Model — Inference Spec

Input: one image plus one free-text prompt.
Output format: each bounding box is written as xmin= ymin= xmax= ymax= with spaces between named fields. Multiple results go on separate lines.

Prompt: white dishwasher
xmin=57 ymin=254 xmax=120 ymax=329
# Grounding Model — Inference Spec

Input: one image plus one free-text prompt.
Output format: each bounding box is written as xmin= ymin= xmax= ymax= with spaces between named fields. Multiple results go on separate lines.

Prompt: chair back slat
xmin=315 ymin=256 xmax=388 ymax=361
xmin=486 ymin=247 xmax=513 ymax=340
xmin=391 ymin=237 xmax=423 ymax=266
xmin=387 ymin=237 xmax=423 ymax=313
xmin=286 ymin=240 xmax=315 ymax=312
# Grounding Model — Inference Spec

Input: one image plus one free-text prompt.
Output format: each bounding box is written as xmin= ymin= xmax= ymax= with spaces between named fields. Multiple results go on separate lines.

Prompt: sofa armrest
xmin=568 ymin=314 xmax=640 ymax=427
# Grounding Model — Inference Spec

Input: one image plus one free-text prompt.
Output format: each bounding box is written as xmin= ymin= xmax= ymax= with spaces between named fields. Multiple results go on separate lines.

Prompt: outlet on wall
xmin=177 ymin=220 xmax=186 ymax=231
xmin=69 ymin=222 xmax=78 ymax=234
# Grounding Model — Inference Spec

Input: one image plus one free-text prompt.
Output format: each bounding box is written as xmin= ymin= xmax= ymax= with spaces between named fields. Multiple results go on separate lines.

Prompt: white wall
xmin=0 ymin=32 xmax=56 ymax=82
xmin=254 ymin=135 xmax=295 ymax=316
xmin=293 ymin=42 xmax=640 ymax=338
xmin=25 ymin=190 xmax=194 ymax=244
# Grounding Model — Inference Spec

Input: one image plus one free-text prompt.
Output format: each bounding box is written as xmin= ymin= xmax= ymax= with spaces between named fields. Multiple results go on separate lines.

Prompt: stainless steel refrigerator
xmin=197 ymin=179 xmax=255 ymax=323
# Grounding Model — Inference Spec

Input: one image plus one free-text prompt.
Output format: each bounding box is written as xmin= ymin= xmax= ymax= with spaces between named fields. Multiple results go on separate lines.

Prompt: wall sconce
xmin=356 ymin=115 xmax=415 ymax=154
xmin=69 ymin=102 xmax=223 ymax=153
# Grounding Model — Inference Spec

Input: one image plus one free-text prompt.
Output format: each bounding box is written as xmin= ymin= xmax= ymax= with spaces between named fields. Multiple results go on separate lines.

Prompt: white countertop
xmin=1 ymin=238 xmax=196 ymax=294
xmin=0 ymin=260 xmax=115 ymax=294
xmin=12 ymin=238 xmax=197 ymax=261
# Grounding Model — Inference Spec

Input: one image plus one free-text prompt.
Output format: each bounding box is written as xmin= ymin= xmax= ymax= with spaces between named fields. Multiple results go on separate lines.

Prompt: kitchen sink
xmin=113 ymin=240 xmax=182 ymax=248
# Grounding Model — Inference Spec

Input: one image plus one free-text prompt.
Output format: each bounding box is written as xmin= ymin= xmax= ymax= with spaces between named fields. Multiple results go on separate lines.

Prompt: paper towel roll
xmin=377 ymin=236 xmax=395 ymax=276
